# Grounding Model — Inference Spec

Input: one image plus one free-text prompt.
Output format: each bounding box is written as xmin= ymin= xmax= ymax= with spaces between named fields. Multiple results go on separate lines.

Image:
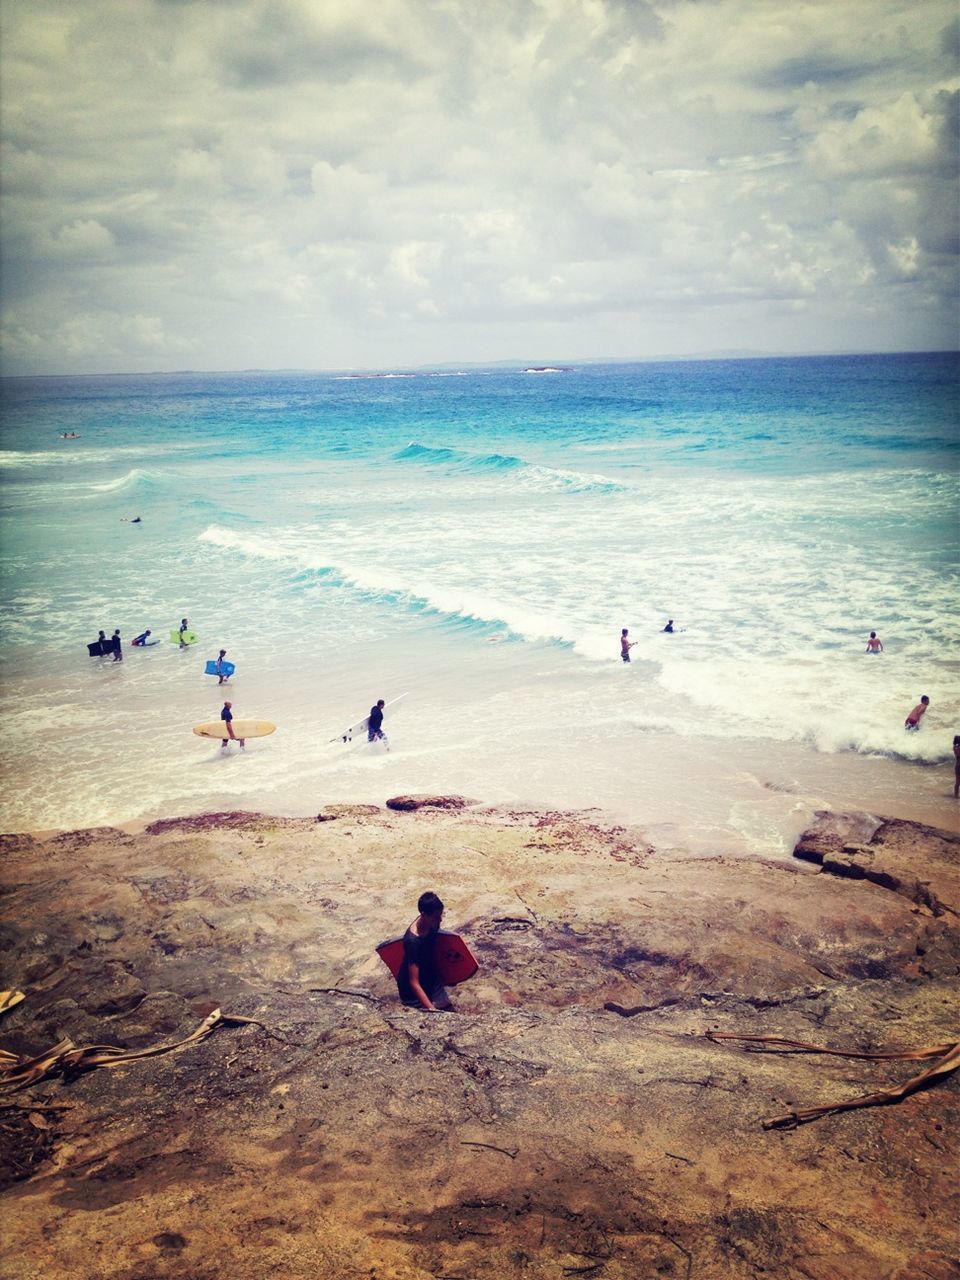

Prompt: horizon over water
xmin=1 ymin=352 xmax=957 ymax=852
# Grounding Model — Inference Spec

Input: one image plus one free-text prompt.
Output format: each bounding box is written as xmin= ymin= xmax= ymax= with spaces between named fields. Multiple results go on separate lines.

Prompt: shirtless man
xmin=904 ymin=696 xmax=929 ymax=731
xmin=866 ymin=631 xmax=883 ymax=653
xmin=620 ymin=629 xmax=635 ymax=662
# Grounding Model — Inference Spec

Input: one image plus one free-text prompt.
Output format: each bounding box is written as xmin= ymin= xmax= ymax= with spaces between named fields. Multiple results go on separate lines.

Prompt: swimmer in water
xmin=904 ymin=695 xmax=929 ymax=731
xmin=866 ymin=631 xmax=883 ymax=653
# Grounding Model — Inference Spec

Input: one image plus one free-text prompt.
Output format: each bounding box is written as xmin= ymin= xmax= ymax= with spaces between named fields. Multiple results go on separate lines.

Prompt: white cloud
xmin=173 ymin=148 xmax=225 ymax=193
xmin=804 ymin=92 xmax=942 ymax=177
xmin=46 ymin=218 xmax=115 ymax=258
xmin=0 ymin=0 xmax=956 ymax=373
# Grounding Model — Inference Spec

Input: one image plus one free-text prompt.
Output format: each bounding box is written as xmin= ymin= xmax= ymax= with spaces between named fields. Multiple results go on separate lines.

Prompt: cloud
xmin=0 ymin=0 xmax=956 ymax=374
xmin=804 ymin=91 xmax=942 ymax=177
xmin=46 ymin=218 xmax=116 ymax=258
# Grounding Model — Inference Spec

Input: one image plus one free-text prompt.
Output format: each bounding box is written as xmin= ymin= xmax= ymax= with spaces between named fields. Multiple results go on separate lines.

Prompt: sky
xmin=1 ymin=0 xmax=957 ymax=375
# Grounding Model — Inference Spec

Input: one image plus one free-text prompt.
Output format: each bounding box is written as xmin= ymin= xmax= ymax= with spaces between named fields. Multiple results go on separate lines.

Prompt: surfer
xmin=954 ymin=736 xmax=960 ymax=798
xmin=132 ymin=629 xmax=151 ymax=646
xmin=215 ymin=649 xmax=229 ymax=685
xmin=620 ymin=629 xmax=635 ymax=662
xmin=904 ymin=696 xmax=929 ymax=731
xmin=178 ymin=618 xmax=189 ymax=649
xmin=396 ymin=891 xmax=452 ymax=1012
xmin=96 ymin=629 xmax=108 ymax=655
xmin=220 ymin=700 xmax=245 ymax=749
xmin=368 ymin=699 xmax=385 ymax=742
xmin=663 ymin=619 xmax=675 ymax=633
xmin=110 ymin=629 xmax=123 ymax=662
xmin=866 ymin=631 xmax=883 ymax=653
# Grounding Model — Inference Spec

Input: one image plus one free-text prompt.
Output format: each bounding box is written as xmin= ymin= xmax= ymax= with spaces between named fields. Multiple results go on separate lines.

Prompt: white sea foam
xmin=87 ymin=468 xmax=165 ymax=492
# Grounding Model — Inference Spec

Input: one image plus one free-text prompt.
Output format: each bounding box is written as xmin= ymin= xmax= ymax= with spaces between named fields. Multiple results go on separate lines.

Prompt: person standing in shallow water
xmin=953 ymin=736 xmax=959 ymax=798
xmin=396 ymin=891 xmax=452 ymax=1011
xmin=866 ymin=631 xmax=883 ymax=653
xmin=220 ymin=700 xmax=245 ymax=750
xmin=620 ymin=629 xmax=635 ymax=662
xmin=367 ymin=699 xmax=385 ymax=742
xmin=110 ymin=629 xmax=123 ymax=662
xmin=178 ymin=618 xmax=189 ymax=648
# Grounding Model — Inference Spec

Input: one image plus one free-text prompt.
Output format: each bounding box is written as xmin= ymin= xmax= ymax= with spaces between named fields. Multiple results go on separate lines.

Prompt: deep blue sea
xmin=1 ymin=353 xmax=958 ymax=846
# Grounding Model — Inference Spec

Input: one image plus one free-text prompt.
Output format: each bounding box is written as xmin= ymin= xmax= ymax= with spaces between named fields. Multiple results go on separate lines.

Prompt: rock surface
xmin=385 ymin=794 xmax=474 ymax=811
xmin=1 ymin=803 xmax=957 ymax=1279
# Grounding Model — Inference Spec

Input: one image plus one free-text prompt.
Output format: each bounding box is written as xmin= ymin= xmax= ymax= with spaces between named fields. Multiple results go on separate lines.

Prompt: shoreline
xmin=10 ymin=746 xmax=956 ymax=853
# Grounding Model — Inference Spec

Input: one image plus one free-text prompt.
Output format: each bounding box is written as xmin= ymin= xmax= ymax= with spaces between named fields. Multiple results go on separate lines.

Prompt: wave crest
xmin=394 ymin=441 xmax=623 ymax=494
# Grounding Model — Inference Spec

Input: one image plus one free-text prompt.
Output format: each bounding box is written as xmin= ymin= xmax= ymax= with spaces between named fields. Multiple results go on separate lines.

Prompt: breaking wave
xmin=394 ymin=441 xmax=624 ymax=494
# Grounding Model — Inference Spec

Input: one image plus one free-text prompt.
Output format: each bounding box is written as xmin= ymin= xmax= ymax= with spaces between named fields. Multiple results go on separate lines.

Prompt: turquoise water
xmin=1 ymin=353 xmax=958 ymax=842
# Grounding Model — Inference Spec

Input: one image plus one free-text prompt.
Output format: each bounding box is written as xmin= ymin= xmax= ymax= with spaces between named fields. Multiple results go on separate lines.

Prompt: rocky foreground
xmin=1 ymin=799 xmax=957 ymax=1280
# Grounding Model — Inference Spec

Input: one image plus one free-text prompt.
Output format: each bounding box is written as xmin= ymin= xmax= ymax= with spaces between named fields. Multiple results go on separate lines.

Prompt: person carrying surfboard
xmin=178 ymin=618 xmax=189 ymax=649
xmin=367 ymin=699 xmax=385 ymax=742
xmin=215 ymin=649 xmax=229 ymax=685
xmin=220 ymin=701 xmax=245 ymax=750
xmin=396 ymin=892 xmax=452 ymax=1012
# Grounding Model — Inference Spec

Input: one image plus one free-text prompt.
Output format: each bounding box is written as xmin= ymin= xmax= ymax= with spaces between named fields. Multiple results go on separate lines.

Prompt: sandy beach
xmin=2 ymin=795 xmax=957 ymax=1279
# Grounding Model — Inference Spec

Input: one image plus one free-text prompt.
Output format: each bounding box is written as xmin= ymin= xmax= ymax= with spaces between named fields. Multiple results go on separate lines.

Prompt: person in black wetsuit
xmin=110 ymin=629 xmax=123 ymax=662
xmin=396 ymin=891 xmax=452 ymax=1011
xmin=220 ymin=700 xmax=245 ymax=750
xmin=368 ymin=699 xmax=386 ymax=742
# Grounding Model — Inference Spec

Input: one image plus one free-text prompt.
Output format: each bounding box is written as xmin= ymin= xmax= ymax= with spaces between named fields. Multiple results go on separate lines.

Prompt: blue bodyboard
xmin=205 ymin=659 xmax=236 ymax=677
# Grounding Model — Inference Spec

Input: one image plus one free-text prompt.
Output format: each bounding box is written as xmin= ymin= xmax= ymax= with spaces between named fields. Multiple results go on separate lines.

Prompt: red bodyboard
xmin=376 ymin=929 xmax=479 ymax=986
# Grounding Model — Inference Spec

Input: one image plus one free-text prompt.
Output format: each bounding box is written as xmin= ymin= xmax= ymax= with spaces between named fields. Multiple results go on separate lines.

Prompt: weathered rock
xmin=144 ymin=811 xmax=314 ymax=835
xmin=0 ymin=805 xmax=956 ymax=1279
xmin=386 ymin=793 xmax=473 ymax=811
xmin=315 ymin=804 xmax=383 ymax=822
xmin=795 ymin=812 xmax=959 ymax=917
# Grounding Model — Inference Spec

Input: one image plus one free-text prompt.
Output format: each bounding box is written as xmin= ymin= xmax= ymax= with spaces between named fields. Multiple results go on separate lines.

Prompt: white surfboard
xmin=329 ymin=693 xmax=407 ymax=743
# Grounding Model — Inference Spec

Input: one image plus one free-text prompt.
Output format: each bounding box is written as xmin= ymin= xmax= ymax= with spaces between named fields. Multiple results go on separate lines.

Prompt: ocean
xmin=1 ymin=353 xmax=957 ymax=851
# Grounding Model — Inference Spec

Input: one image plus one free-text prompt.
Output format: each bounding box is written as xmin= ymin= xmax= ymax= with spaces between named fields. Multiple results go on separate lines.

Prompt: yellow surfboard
xmin=192 ymin=720 xmax=277 ymax=740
